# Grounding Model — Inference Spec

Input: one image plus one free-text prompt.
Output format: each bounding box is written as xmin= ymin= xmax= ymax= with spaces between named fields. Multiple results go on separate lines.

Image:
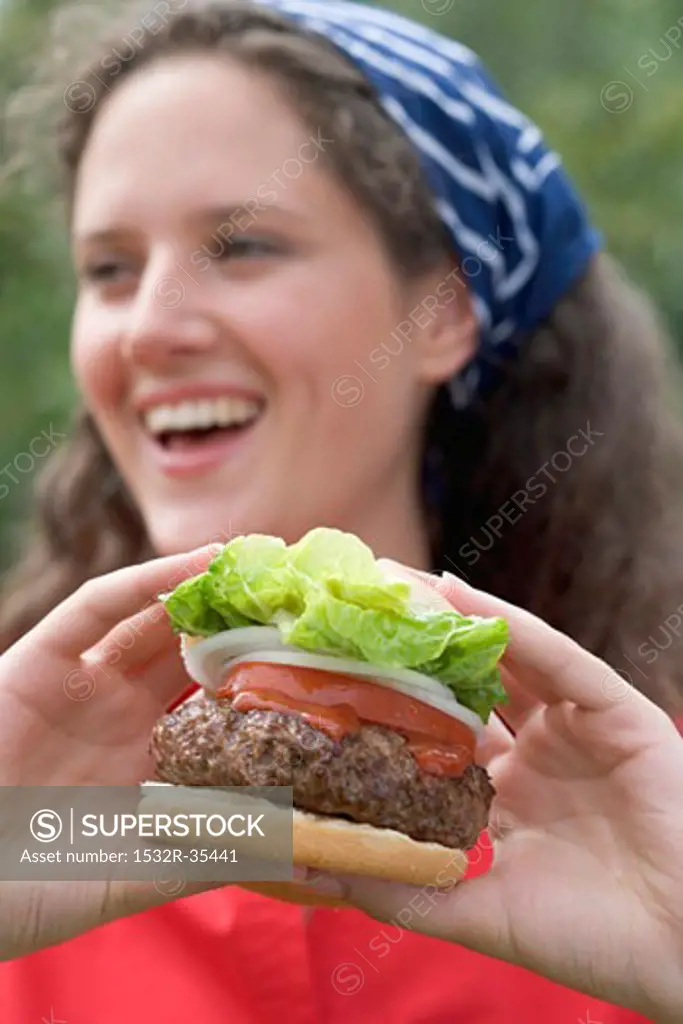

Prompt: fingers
xmin=475 ymin=711 xmax=515 ymax=766
xmin=41 ymin=545 xmax=221 ymax=659
xmin=124 ymin=644 xmax=197 ymax=713
xmin=83 ymin=616 xmax=196 ymax=715
xmin=429 ymin=572 xmax=648 ymax=714
xmin=88 ymin=602 xmax=179 ymax=675
xmin=496 ymin=664 xmax=541 ymax=734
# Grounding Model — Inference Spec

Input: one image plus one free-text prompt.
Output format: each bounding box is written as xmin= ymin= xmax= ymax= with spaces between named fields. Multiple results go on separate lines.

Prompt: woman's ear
xmin=409 ymin=260 xmax=478 ymax=384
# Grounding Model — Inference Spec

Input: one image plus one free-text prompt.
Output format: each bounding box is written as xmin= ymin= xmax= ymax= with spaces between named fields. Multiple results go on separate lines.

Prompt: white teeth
xmin=144 ymin=397 xmax=261 ymax=435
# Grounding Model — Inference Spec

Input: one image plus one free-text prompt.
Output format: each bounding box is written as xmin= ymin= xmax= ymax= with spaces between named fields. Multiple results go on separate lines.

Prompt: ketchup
xmin=216 ymin=662 xmax=475 ymax=777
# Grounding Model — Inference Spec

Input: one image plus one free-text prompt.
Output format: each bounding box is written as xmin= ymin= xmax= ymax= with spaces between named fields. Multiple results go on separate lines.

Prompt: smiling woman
xmin=66 ymin=47 xmax=454 ymax=560
xmin=1 ymin=1 xmax=683 ymax=1021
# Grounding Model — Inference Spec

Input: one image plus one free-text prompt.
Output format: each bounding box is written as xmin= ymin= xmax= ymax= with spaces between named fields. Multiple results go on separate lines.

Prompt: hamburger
xmin=150 ymin=528 xmax=508 ymax=906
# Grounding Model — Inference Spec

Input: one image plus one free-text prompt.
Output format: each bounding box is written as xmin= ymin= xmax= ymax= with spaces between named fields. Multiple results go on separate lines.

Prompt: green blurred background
xmin=1 ymin=0 xmax=682 ymax=571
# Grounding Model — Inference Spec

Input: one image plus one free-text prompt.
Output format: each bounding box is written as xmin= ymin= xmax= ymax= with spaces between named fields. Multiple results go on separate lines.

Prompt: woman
xmin=0 ymin=0 xmax=682 ymax=1019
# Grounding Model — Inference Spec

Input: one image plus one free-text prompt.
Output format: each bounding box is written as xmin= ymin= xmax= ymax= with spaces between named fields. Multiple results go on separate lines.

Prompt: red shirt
xmin=0 ymin=837 xmax=653 ymax=1023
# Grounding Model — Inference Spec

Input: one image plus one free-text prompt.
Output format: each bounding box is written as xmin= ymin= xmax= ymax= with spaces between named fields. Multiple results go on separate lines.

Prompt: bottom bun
xmin=242 ymin=812 xmax=469 ymax=909
xmin=291 ymin=809 xmax=469 ymax=888
xmin=140 ymin=783 xmax=469 ymax=902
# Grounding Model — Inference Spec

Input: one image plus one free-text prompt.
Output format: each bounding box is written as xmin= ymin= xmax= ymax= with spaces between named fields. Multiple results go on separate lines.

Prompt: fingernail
xmin=188 ymin=543 xmax=222 ymax=567
xmin=379 ymin=557 xmax=432 ymax=581
xmin=442 ymin=570 xmax=472 ymax=589
xmin=305 ymin=871 xmax=349 ymax=900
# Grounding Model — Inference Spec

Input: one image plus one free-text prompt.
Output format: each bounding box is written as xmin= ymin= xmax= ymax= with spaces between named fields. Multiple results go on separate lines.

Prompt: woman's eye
xmin=81 ymin=260 xmax=130 ymax=282
xmin=216 ymin=236 xmax=280 ymax=259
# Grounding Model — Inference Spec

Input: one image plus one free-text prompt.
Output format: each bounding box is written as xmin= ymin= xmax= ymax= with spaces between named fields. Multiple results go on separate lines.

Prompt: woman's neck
xmin=342 ymin=470 xmax=433 ymax=572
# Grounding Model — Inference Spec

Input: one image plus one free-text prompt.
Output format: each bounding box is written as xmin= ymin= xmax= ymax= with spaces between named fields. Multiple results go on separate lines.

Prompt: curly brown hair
xmin=2 ymin=0 xmax=683 ymax=714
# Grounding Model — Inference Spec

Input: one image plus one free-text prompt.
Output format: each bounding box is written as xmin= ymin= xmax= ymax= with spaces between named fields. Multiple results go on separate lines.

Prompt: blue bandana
xmin=256 ymin=0 xmax=602 ymax=405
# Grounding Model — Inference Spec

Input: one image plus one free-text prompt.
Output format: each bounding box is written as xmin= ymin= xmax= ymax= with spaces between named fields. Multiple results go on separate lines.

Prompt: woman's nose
xmin=122 ymin=260 xmax=219 ymax=367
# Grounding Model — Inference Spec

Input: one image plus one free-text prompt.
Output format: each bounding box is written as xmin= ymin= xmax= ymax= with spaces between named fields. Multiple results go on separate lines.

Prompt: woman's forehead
xmin=71 ymin=56 xmax=333 ymax=234
xmin=79 ymin=55 xmax=310 ymax=167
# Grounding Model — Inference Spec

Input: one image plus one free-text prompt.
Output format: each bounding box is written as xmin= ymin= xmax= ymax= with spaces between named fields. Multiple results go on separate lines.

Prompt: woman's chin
xmin=142 ymin=502 xmax=276 ymax=557
xmin=145 ymin=514 xmax=238 ymax=558
xmin=141 ymin=493 xmax=341 ymax=556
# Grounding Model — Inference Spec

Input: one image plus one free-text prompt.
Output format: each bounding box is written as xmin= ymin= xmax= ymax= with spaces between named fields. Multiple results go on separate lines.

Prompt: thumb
xmin=101 ymin=864 xmax=312 ymax=924
xmin=315 ymin=866 xmax=511 ymax=961
xmin=0 ymin=878 xmax=230 ymax=961
xmin=101 ymin=877 xmax=228 ymax=921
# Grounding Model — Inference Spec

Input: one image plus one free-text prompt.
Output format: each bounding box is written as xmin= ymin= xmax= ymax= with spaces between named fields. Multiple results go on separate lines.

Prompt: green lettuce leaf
xmin=325 ymin=579 xmax=411 ymax=616
xmin=162 ymin=575 xmax=239 ymax=635
xmin=288 ymin=527 xmax=385 ymax=584
xmin=203 ymin=535 xmax=304 ymax=625
xmin=162 ymin=527 xmax=509 ymax=722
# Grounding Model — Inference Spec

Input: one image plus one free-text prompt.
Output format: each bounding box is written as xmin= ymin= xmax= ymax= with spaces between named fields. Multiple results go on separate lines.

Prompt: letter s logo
xmin=30 ymin=809 xmax=63 ymax=842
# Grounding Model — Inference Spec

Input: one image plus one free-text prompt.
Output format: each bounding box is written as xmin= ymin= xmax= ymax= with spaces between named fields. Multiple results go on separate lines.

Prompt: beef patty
xmin=150 ymin=691 xmax=494 ymax=850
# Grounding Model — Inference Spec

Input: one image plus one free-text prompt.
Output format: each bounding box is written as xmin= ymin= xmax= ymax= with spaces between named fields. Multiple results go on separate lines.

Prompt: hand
xmin=320 ymin=574 xmax=683 ymax=1022
xmin=0 ymin=545 xmax=229 ymax=959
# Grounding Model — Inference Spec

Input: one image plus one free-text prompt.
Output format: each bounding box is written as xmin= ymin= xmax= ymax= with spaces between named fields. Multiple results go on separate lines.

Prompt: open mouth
xmin=143 ymin=396 xmax=265 ymax=452
xmin=155 ymin=423 xmax=254 ymax=451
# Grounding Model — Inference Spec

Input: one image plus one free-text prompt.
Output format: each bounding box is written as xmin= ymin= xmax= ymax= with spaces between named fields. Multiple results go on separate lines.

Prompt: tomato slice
xmin=217 ymin=661 xmax=475 ymax=777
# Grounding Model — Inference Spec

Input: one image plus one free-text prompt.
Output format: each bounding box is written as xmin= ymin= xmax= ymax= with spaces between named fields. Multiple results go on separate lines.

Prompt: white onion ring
xmin=181 ymin=627 xmax=482 ymax=735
